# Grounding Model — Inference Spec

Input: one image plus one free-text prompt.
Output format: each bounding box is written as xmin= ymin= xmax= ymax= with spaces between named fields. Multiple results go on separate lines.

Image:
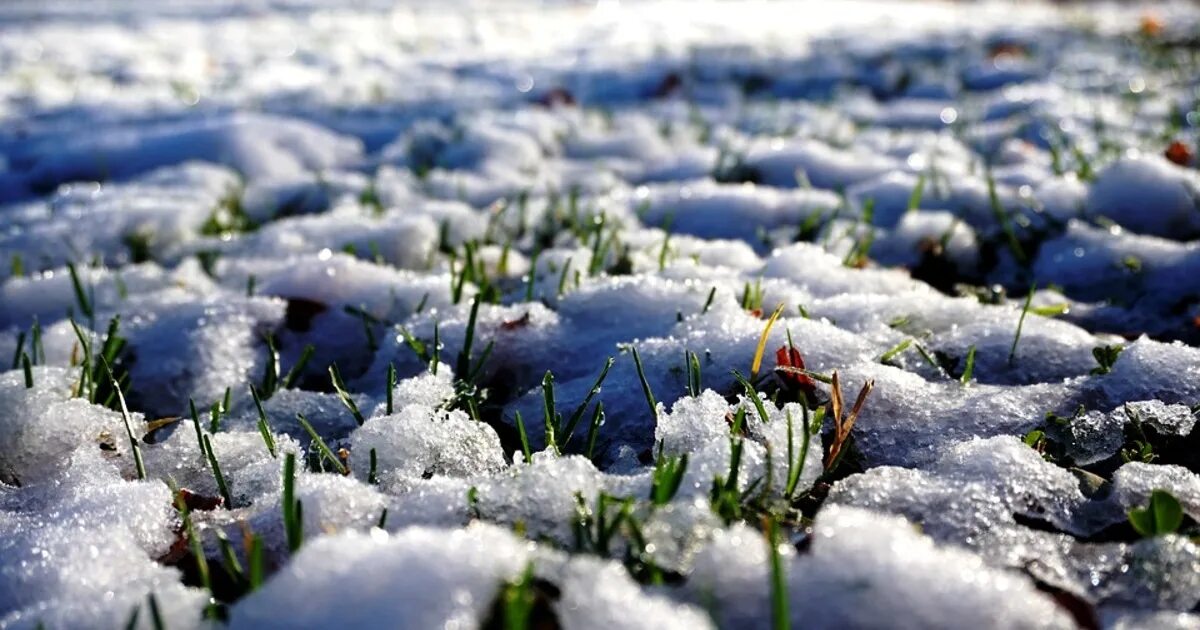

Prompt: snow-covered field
xmin=2 ymin=0 xmax=1200 ymax=628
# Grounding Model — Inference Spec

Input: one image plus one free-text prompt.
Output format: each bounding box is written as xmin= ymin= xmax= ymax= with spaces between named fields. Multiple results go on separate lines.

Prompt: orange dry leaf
xmin=1165 ymin=140 xmax=1193 ymax=167
xmin=176 ymin=488 xmax=223 ymax=511
xmin=822 ymin=371 xmax=875 ymax=471
xmin=774 ymin=344 xmax=818 ymax=400
xmin=537 ymin=87 xmax=576 ymax=108
xmin=1140 ymin=14 xmax=1163 ymax=38
xmin=988 ymin=42 xmax=1027 ymax=60
xmin=500 ymin=312 xmax=532 ymax=330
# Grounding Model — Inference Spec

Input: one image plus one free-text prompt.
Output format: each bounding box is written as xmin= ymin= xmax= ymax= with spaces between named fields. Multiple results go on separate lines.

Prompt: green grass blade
xmin=541 ymin=371 xmax=559 ymax=454
xmin=101 ymin=357 xmax=144 ymax=480
xmin=281 ymin=344 xmax=315 ymax=391
xmin=456 ymin=295 xmax=482 ymax=379
xmin=514 ymin=411 xmax=533 ymax=464
xmin=960 ymin=345 xmax=977 ymax=385
xmin=247 ymin=534 xmax=265 ymax=591
xmin=1008 ymin=283 xmax=1036 ymax=366
xmin=631 ymin=346 xmax=658 ymax=423
xmin=585 ymin=401 xmax=605 ymax=462
xmin=561 ymin=357 xmax=614 ymax=445
xmin=731 ymin=370 xmax=770 ymax=424
xmin=385 ymin=363 xmax=396 ymax=415
xmin=146 ymin=592 xmax=165 ymax=630
xmin=21 ymin=353 xmax=33 ymax=388
xmin=368 ymin=448 xmax=379 ymax=485
xmin=282 ymin=453 xmax=302 ymax=553
xmin=67 ymin=262 xmax=94 ymax=322
xmin=328 ymin=364 xmax=365 ymax=426
xmin=249 ymin=386 xmax=277 ymax=458
xmin=768 ymin=518 xmax=791 ymax=630
xmin=296 ymin=413 xmax=348 ymax=475
xmin=202 ymin=434 xmax=234 ymax=509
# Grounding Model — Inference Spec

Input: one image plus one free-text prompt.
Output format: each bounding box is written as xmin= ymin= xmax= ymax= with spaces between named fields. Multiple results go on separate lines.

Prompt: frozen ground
xmin=2 ymin=0 xmax=1200 ymax=628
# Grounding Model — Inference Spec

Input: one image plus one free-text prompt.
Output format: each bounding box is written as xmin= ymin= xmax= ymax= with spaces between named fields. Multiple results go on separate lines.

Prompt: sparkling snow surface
xmin=2 ymin=0 xmax=1200 ymax=628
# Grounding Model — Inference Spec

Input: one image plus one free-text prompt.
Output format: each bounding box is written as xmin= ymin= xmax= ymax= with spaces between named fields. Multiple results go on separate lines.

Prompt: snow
xmin=229 ymin=525 xmax=528 ymax=629
xmin=1087 ymin=156 xmax=1200 ymax=239
xmin=2 ymin=0 xmax=1200 ymax=626
xmin=0 ymin=447 xmax=205 ymax=629
xmin=14 ymin=114 xmax=363 ymax=196
xmin=688 ymin=507 xmax=1077 ymax=629
xmin=349 ymin=405 xmax=507 ymax=490
xmin=0 ymin=367 xmax=127 ymax=484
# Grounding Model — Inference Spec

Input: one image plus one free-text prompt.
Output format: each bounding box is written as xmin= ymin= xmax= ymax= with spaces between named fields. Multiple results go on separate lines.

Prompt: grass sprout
xmin=685 ymin=349 xmax=702 ymax=397
xmin=101 ymin=356 xmax=145 ymax=480
xmin=1090 ymin=344 xmax=1125 ymax=375
xmin=631 ymin=346 xmax=658 ymax=422
xmin=1008 ymin=282 xmax=1036 ymax=366
xmin=784 ymin=406 xmax=817 ymax=500
xmin=960 ymin=345 xmax=977 ymax=385
xmin=202 ymin=434 xmax=234 ymax=508
xmin=249 ymin=385 xmax=278 ymax=458
xmin=282 ymin=453 xmax=303 ymax=553
xmin=768 ymin=517 xmax=790 ymax=630
xmin=514 ymin=411 xmax=533 ymax=464
xmin=328 ymin=364 xmax=365 ymax=426
xmin=296 ymin=413 xmax=349 ymax=475
xmin=650 ymin=448 xmax=688 ymax=506
xmin=1128 ymin=489 xmax=1183 ymax=537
